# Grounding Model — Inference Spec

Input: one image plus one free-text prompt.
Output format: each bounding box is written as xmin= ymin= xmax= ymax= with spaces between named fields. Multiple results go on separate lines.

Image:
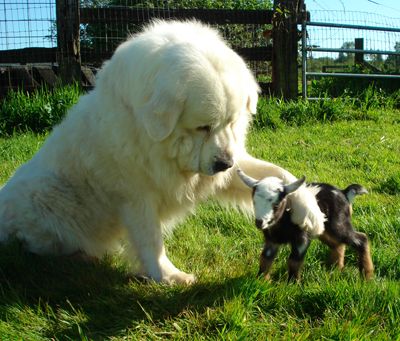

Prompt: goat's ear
xmin=237 ymin=169 xmax=258 ymax=188
xmin=283 ymin=176 xmax=306 ymax=195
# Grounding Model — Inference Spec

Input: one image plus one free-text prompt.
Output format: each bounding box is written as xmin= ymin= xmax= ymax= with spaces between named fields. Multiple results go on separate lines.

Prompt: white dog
xmin=0 ymin=20 xmax=324 ymax=284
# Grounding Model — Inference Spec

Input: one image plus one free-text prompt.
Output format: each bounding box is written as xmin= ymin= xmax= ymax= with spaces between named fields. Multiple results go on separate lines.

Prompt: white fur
xmin=0 ymin=20 xmax=325 ymax=284
xmin=253 ymin=177 xmax=284 ymax=227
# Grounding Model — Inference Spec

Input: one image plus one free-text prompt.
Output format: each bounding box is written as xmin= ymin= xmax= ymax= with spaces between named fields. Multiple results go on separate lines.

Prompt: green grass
xmin=0 ymin=93 xmax=399 ymax=340
xmin=0 ymin=84 xmax=81 ymax=136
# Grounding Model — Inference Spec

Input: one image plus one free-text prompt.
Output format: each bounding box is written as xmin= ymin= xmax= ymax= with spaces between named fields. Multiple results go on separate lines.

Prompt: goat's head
xmin=237 ymin=169 xmax=306 ymax=230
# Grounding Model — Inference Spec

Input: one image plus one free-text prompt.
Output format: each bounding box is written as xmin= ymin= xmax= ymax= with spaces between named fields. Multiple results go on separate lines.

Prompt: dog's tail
xmin=342 ymin=184 xmax=368 ymax=204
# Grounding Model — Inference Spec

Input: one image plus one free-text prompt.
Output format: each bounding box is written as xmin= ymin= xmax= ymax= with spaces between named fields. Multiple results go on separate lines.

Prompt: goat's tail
xmin=342 ymin=184 xmax=368 ymax=204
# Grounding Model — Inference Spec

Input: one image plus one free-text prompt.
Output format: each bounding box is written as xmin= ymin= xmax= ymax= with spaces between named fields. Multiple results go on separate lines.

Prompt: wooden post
xmin=272 ymin=0 xmax=303 ymax=99
xmin=355 ymin=38 xmax=364 ymax=65
xmin=56 ymin=0 xmax=81 ymax=84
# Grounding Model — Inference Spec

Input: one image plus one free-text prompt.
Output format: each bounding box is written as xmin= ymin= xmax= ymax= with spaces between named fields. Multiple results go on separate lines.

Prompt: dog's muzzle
xmin=212 ymin=154 xmax=233 ymax=173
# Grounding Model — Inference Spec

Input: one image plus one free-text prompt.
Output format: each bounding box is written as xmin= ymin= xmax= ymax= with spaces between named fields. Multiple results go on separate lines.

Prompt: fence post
xmin=272 ymin=0 xmax=303 ymax=99
xmin=355 ymin=38 xmax=364 ymax=65
xmin=56 ymin=0 xmax=81 ymax=84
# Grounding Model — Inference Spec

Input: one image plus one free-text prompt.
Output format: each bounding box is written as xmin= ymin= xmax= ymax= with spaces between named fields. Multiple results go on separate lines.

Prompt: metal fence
xmin=301 ymin=10 xmax=400 ymax=99
xmin=0 ymin=0 xmax=57 ymax=51
xmin=4 ymin=2 xmax=397 ymax=99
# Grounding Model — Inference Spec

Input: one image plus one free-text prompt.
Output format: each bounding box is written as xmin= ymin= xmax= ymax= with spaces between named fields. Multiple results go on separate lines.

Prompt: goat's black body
xmin=313 ymin=183 xmax=355 ymax=243
xmin=259 ymin=182 xmax=373 ymax=281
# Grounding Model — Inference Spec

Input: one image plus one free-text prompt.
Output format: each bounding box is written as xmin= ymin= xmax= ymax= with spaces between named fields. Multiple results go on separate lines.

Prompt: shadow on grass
xmin=0 ymin=241 xmax=253 ymax=339
xmin=1 ymin=240 xmax=398 ymax=339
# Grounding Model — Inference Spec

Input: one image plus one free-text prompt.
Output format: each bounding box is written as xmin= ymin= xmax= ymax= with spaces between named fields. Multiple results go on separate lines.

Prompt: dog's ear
xmin=246 ymin=93 xmax=258 ymax=114
xmin=246 ymin=80 xmax=260 ymax=114
xmin=139 ymin=88 xmax=184 ymax=142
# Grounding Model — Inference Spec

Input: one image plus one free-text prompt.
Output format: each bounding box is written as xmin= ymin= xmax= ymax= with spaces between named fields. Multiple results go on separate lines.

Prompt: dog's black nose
xmin=213 ymin=157 xmax=234 ymax=173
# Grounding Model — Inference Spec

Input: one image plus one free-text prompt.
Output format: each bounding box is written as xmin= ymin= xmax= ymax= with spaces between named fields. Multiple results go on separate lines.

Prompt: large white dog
xmin=0 ymin=20 xmax=325 ymax=284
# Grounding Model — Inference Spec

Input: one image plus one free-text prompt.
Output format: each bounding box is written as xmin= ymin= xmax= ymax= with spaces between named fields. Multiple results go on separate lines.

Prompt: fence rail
xmin=307 ymin=21 xmax=400 ymax=33
xmin=307 ymin=47 xmax=400 ymax=56
xmin=0 ymin=47 xmax=57 ymax=64
xmin=80 ymin=8 xmax=274 ymax=25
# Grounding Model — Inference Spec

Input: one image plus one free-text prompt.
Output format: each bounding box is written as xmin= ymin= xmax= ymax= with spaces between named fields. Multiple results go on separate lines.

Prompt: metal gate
xmin=301 ymin=10 xmax=400 ymax=99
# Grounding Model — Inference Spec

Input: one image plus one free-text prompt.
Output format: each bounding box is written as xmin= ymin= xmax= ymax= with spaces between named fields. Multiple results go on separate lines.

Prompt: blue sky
xmin=307 ymin=0 xmax=400 ymax=17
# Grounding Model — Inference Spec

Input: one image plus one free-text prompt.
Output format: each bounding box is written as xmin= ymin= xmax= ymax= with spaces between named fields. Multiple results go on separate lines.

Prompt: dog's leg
xmin=121 ymin=204 xmax=195 ymax=285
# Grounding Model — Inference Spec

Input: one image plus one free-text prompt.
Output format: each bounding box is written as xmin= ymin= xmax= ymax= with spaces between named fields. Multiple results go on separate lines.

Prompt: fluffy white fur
xmin=0 ymin=20 xmax=325 ymax=284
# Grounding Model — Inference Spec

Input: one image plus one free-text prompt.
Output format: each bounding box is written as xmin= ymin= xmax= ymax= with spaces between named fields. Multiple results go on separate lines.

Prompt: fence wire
xmin=0 ymin=0 xmax=56 ymax=50
xmin=305 ymin=10 xmax=400 ymax=71
xmin=79 ymin=2 xmax=272 ymax=79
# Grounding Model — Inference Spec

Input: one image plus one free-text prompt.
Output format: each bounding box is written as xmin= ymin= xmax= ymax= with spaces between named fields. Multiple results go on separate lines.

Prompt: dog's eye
xmin=196 ymin=125 xmax=211 ymax=133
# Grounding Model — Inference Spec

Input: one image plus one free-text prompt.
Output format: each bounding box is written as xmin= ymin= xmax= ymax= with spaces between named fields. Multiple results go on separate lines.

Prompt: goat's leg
xmin=330 ymin=244 xmax=346 ymax=269
xmin=259 ymin=241 xmax=279 ymax=280
xmin=288 ymin=236 xmax=311 ymax=282
xmin=346 ymin=231 xmax=374 ymax=279
xmin=319 ymin=232 xmax=346 ymax=270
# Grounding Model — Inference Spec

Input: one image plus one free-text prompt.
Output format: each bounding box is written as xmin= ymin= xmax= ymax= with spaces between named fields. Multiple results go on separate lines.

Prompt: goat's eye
xmin=196 ymin=125 xmax=211 ymax=133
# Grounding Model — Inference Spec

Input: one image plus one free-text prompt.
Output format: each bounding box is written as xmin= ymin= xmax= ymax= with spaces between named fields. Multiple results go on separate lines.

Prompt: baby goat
xmin=237 ymin=169 xmax=373 ymax=282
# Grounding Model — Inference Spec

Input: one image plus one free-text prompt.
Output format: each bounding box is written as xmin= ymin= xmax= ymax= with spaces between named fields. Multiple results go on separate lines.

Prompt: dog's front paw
xmin=164 ymin=271 xmax=196 ymax=285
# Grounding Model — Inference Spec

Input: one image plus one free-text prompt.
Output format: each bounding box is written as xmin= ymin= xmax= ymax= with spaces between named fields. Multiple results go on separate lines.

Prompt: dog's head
xmin=96 ymin=20 xmax=259 ymax=177
xmin=132 ymin=21 xmax=260 ymax=176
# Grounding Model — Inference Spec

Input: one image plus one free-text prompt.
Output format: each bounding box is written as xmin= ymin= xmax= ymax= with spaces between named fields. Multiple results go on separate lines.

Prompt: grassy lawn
xmin=0 ymin=95 xmax=399 ymax=340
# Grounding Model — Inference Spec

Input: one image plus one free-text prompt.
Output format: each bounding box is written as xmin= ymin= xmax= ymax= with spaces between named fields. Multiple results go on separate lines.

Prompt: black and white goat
xmin=237 ymin=169 xmax=373 ymax=282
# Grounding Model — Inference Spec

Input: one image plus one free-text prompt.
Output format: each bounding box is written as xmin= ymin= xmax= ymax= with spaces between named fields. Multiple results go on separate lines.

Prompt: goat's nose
xmin=255 ymin=219 xmax=264 ymax=229
xmin=213 ymin=155 xmax=233 ymax=173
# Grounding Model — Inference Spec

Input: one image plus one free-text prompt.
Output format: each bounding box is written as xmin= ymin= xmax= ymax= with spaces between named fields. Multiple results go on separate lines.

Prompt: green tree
xmin=336 ymin=41 xmax=355 ymax=64
xmin=384 ymin=41 xmax=400 ymax=73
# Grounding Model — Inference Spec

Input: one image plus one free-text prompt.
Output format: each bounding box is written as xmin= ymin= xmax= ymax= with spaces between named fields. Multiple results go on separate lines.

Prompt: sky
xmin=0 ymin=0 xmax=399 ymax=51
xmin=307 ymin=0 xmax=400 ymax=17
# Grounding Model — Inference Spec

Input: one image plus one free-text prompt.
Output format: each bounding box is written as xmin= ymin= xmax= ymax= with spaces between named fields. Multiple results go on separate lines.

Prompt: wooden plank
xmin=0 ymin=47 xmax=57 ymax=64
xmin=81 ymin=46 xmax=272 ymax=65
xmin=0 ymin=66 xmax=39 ymax=93
xmin=80 ymin=8 xmax=273 ymax=25
xmin=236 ymin=46 xmax=272 ymax=62
xmin=33 ymin=66 xmax=59 ymax=87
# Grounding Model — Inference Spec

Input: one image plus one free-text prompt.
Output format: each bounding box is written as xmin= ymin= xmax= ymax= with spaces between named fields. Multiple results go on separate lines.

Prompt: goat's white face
xmin=237 ymin=169 xmax=306 ymax=230
xmin=253 ymin=177 xmax=285 ymax=229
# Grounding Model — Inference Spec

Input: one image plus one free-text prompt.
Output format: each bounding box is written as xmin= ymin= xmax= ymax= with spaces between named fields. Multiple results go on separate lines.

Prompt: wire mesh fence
xmin=0 ymin=0 xmax=274 ymax=94
xmin=305 ymin=10 xmax=400 ymax=73
xmin=2 ymin=2 xmax=398 ymax=96
xmin=0 ymin=0 xmax=57 ymax=51
xmin=78 ymin=2 xmax=273 ymax=83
